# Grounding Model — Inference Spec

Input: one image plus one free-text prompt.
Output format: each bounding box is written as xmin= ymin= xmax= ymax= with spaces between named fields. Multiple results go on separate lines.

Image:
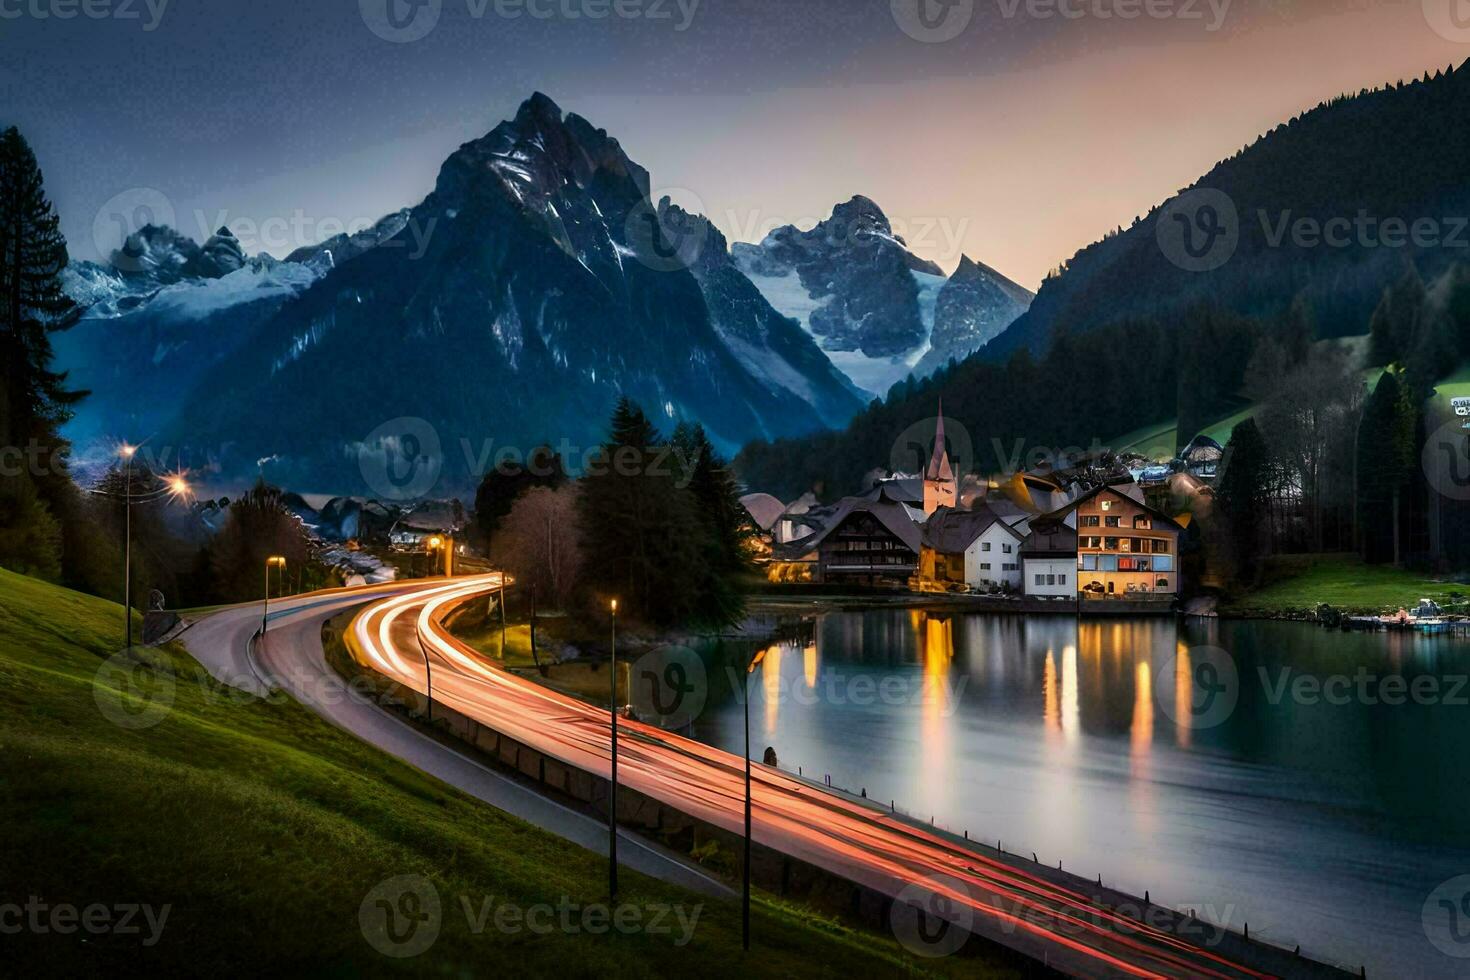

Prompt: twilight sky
xmin=3 ymin=0 xmax=1466 ymax=289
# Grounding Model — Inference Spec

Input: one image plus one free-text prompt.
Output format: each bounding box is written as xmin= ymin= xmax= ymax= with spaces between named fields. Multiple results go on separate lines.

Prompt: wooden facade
xmin=817 ymin=510 xmax=919 ymax=587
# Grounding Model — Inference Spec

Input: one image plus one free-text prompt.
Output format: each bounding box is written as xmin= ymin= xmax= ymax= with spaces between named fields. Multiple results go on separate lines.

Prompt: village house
xmin=1070 ymin=485 xmax=1185 ymax=600
xmin=1020 ymin=516 xmax=1078 ymax=598
xmin=919 ymin=504 xmax=1025 ymax=592
xmin=803 ymin=500 xmax=923 ymax=588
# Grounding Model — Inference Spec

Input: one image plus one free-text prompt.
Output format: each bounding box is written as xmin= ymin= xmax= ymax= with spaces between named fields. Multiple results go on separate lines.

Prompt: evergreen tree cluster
xmin=574 ymin=397 xmax=751 ymax=629
xmin=0 ymin=126 xmax=98 ymax=585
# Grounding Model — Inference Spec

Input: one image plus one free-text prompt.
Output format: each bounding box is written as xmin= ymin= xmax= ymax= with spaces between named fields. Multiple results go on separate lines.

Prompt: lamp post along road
xmin=609 ymin=597 xmax=619 ymax=900
xmin=262 ymin=557 xmax=286 ymax=638
xmin=120 ymin=444 xmax=135 ymax=649
xmin=111 ymin=446 xmax=191 ymax=650
xmin=743 ymin=645 xmax=769 ymax=952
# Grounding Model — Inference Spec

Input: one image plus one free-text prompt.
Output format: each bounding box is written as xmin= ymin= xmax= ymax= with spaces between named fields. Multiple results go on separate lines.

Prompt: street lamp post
xmin=743 ymin=645 xmax=769 ymax=953
xmin=262 ymin=556 xmax=286 ymax=638
xmin=609 ymin=597 xmax=619 ymax=900
xmin=120 ymin=444 xmax=136 ymax=649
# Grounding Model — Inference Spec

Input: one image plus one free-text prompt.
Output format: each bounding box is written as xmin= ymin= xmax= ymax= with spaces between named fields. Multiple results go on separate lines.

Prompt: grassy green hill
xmin=0 ymin=569 xmax=1015 ymax=977
xmin=1112 ymin=354 xmax=1466 ymax=461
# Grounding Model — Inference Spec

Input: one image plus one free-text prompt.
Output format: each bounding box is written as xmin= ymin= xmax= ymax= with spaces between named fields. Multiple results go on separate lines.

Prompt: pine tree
xmin=576 ymin=398 xmax=703 ymax=627
xmin=1215 ymin=418 xmax=1272 ymax=586
xmin=0 ymin=127 xmax=81 ymax=449
xmin=674 ymin=422 xmax=749 ymax=627
xmin=1356 ymin=372 xmax=1416 ymax=565
xmin=0 ymin=126 xmax=82 ymax=580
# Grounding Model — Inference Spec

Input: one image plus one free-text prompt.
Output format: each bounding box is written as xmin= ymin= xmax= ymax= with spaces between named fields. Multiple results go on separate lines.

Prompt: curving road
xmin=343 ymin=578 xmax=1352 ymax=980
xmin=182 ymin=576 xmax=732 ymax=899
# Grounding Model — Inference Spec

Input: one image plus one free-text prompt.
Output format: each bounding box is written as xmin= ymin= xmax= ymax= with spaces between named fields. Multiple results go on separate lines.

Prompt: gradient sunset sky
xmin=4 ymin=0 xmax=1467 ymax=289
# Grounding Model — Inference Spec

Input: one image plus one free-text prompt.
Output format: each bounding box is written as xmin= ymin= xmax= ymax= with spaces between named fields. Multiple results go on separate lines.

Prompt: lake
xmin=690 ymin=610 xmax=1470 ymax=978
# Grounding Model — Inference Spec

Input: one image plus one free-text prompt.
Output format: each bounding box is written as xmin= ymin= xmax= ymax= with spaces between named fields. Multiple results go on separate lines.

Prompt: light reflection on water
xmin=692 ymin=610 xmax=1470 ymax=978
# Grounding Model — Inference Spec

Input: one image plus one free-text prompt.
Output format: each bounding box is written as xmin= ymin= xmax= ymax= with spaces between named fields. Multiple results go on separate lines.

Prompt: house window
xmin=1101 ymin=500 xmax=1113 ymax=511
xmin=1003 ymin=544 xmax=1013 ymax=554
xmin=1035 ymin=574 xmax=1045 ymax=586
xmin=1060 ymin=574 xmax=1068 ymax=586
xmin=1152 ymin=539 xmax=1171 ymax=554
xmin=1082 ymin=516 xmax=1101 ymax=528
xmin=982 ymin=542 xmax=992 ymax=552
xmin=1134 ymin=516 xmax=1152 ymax=530
xmin=1046 ymin=574 xmax=1057 ymax=586
xmin=980 ymin=563 xmax=992 ymax=571
xmin=1004 ymin=563 xmax=1018 ymax=571
xmin=1105 ymin=537 xmax=1120 ymax=551
xmin=1105 ymin=516 xmax=1122 ymax=528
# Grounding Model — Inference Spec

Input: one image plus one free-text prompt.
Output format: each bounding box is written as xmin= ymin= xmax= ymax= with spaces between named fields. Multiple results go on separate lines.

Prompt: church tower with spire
xmin=923 ymin=401 xmax=958 ymax=517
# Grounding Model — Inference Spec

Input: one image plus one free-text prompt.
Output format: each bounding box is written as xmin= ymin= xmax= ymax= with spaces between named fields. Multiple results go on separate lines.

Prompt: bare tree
xmin=489 ymin=484 xmax=582 ymax=610
xmin=1246 ymin=340 xmax=1365 ymax=552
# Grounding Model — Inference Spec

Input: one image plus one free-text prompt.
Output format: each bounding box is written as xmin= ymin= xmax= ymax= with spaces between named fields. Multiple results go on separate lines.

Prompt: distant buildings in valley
xmin=744 ymin=409 xmax=1201 ymax=610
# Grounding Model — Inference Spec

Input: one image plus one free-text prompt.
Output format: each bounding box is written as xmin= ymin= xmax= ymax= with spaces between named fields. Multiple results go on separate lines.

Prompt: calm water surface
xmin=691 ymin=611 xmax=1470 ymax=977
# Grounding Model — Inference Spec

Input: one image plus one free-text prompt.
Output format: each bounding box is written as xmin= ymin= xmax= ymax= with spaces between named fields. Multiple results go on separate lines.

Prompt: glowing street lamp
xmin=262 ymin=556 xmax=287 ymax=637
xmin=119 ymin=443 xmax=136 ymax=649
xmin=609 ymin=597 xmax=619 ymax=900
xmin=743 ymin=645 xmax=770 ymax=952
xmin=426 ymin=535 xmax=446 ymax=578
xmin=96 ymin=448 xmax=190 ymax=651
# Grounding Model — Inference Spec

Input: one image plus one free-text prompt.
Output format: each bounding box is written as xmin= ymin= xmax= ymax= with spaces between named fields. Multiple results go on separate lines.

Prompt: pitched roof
xmin=801 ymin=498 xmax=924 ymax=554
xmin=921 ymin=504 xmax=1023 ymax=553
xmin=1021 ymin=518 xmax=1078 ymax=558
xmin=740 ymin=493 xmax=787 ymax=531
xmin=1038 ymin=484 xmax=1187 ymax=532
xmin=861 ymin=479 xmax=924 ymax=505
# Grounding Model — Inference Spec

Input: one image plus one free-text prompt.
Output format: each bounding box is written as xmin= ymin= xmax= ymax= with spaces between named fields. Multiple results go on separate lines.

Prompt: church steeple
xmin=923 ymin=401 xmax=958 ymax=517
